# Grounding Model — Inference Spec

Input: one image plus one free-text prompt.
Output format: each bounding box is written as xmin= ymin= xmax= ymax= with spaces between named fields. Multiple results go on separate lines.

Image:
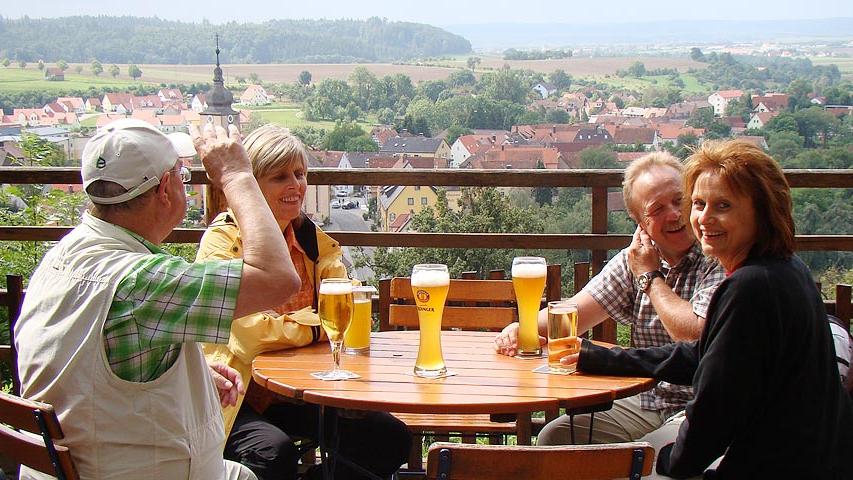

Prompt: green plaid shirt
xmin=103 ymin=234 xmax=243 ymax=382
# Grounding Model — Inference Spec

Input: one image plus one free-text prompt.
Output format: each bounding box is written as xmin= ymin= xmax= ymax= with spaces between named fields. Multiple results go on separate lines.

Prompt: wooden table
xmin=254 ymin=330 xmax=653 ymax=413
xmin=252 ymin=330 xmax=654 ymax=478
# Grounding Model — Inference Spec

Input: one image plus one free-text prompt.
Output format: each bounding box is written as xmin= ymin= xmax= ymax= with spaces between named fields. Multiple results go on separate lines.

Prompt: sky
xmin=4 ymin=0 xmax=853 ymax=26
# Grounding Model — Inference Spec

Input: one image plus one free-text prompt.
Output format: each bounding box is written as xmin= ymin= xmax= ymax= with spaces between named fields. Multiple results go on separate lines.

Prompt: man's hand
xmin=209 ymin=362 xmax=245 ymax=408
xmin=627 ymin=226 xmax=662 ymax=277
xmin=494 ymin=322 xmax=545 ymax=357
xmin=190 ymin=123 xmax=252 ymax=191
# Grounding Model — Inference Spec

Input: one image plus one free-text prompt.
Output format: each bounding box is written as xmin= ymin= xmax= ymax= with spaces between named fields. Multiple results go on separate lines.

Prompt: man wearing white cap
xmin=14 ymin=119 xmax=301 ymax=480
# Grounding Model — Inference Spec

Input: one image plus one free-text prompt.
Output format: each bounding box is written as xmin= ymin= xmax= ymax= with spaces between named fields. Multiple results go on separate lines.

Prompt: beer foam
xmin=411 ymin=270 xmax=450 ymax=287
xmin=319 ymin=281 xmax=353 ymax=295
xmin=512 ymin=263 xmax=547 ymax=278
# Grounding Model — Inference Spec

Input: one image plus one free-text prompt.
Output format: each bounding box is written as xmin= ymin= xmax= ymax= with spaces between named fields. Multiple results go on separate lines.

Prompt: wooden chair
xmin=379 ymin=265 xmax=561 ymax=470
xmin=425 ymin=442 xmax=654 ymax=480
xmin=0 ymin=274 xmax=24 ymax=395
xmin=0 ymin=391 xmax=79 ymax=480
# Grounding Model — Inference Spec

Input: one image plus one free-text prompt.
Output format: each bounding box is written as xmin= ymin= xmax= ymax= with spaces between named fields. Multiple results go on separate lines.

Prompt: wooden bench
xmin=379 ymin=266 xmax=562 ymax=470
xmin=0 ymin=274 xmax=24 ymax=395
xmin=425 ymin=441 xmax=654 ymax=480
xmin=0 ymin=391 xmax=79 ymax=480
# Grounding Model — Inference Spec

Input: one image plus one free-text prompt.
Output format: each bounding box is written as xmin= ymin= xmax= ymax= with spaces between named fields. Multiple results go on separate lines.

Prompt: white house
xmin=239 ymin=85 xmax=272 ymax=106
xmin=708 ymin=90 xmax=744 ymax=117
xmin=532 ymin=83 xmax=557 ymax=99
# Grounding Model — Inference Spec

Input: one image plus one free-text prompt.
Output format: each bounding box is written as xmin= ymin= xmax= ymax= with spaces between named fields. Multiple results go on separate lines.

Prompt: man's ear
xmin=154 ymin=170 xmax=174 ymax=207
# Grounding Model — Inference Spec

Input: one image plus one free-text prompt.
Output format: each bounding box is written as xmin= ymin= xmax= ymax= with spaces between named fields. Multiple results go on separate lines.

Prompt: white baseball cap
xmin=167 ymin=132 xmax=197 ymax=157
xmin=82 ymin=119 xmax=183 ymax=205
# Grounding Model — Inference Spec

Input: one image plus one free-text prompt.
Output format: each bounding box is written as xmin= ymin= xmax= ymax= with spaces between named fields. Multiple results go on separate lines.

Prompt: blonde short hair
xmin=622 ymin=151 xmax=683 ymax=220
xmin=242 ymin=124 xmax=309 ymax=179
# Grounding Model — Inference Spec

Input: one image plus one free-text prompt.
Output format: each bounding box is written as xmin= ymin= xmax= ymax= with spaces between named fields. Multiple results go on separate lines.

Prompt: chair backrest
xmin=0 ymin=274 xmax=24 ymax=395
xmin=0 ymin=391 xmax=79 ymax=480
xmin=425 ymin=442 xmax=654 ymax=480
xmin=379 ymin=264 xmax=561 ymax=331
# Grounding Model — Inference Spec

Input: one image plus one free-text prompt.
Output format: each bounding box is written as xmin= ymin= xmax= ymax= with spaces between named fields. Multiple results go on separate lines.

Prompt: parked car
xmin=331 ymin=200 xmax=342 ymax=209
xmin=341 ymin=201 xmax=358 ymax=210
xmin=336 ymin=190 xmax=348 ymax=198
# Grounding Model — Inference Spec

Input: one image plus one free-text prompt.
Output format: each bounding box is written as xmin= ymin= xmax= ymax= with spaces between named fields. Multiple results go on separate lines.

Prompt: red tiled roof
xmin=389 ymin=213 xmax=411 ymax=232
xmin=715 ymin=90 xmax=744 ymax=99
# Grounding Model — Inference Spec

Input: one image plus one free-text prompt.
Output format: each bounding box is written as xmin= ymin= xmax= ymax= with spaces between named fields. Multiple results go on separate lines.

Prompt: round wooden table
xmin=253 ymin=330 xmax=653 ymax=415
xmin=253 ymin=330 xmax=654 ymax=479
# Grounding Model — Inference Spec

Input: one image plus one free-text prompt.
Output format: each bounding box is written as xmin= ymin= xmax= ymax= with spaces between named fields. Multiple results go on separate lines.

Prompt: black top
xmin=579 ymin=255 xmax=853 ymax=479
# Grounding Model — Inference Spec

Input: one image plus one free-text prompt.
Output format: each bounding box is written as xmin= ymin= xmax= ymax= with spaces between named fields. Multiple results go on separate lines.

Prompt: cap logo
xmin=96 ymin=157 xmax=106 ymax=169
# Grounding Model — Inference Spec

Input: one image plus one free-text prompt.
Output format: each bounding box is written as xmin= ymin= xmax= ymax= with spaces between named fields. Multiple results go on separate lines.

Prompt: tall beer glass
xmin=313 ymin=278 xmax=358 ymax=380
xmin=512 ymin=256 xmax=547 ymax=356
xmin=547 ymin=300 xmax=580 ymax=373
xmin=344 ymin=285 xmax=376 ymax=354
xmin=411 ymin=264 xmax=450 ymax=377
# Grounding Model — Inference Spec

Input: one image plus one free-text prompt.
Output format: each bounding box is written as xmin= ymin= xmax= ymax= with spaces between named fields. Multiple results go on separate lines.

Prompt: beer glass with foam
xmin=344 ymin=285 xmax=376 ymax=354
xmin=547 ymin=300 xmax=580 ymax=373
xmin=512 ymin=256 xmax=547 ymax=356
xmin=411 ymin=264 xmax=450 ymax=377
xmin=313 ymin=278 xmax=358 ymax=380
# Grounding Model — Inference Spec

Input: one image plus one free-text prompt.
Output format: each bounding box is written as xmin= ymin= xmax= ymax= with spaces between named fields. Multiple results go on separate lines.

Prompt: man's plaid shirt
xmin=103 ymin=233 xmax=243 ymax=382
xmin=583 ymin=243 xmax=724 ymax=417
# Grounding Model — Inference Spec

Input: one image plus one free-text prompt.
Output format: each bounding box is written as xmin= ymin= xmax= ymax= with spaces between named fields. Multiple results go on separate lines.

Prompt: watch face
xmin=227 ymin=114 xmax=234 ymax=124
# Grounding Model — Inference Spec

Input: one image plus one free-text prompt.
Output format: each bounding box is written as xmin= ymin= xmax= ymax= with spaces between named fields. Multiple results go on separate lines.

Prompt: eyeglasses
xmin=179 ymin=166 xmax=192 ymax=184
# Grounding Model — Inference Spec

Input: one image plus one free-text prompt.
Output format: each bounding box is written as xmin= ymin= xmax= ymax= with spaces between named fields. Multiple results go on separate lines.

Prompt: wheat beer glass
xmin=512 ymin=256 xmax=547 ymax=356
xmin=411 ymin=264 xmax=450 ymax=377
xmin=547 ymin=300 xmax=580 ymax=373
xmin=313 ymin=278 xmax=358 ymax=380
xmin=344 ymin=285 xmax=376 ymax=354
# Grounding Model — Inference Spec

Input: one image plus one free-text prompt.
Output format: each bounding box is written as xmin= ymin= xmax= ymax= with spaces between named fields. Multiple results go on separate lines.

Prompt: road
xmin=327 ymin=198 xmax=375 ymax=282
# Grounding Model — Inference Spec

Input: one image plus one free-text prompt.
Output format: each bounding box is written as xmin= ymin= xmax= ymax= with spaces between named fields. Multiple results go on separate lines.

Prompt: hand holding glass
xmin=313 ymin=278 xmax=359 ymax=380
xmin=411 ymin=264 xmax=450 ymax=377
xmin=344 ymin=286 xmax=376 ymax=354
xmin=547 ymin=300 xmax=580 ymax=373
xmin=512 ymin=256 xmax=547 ymax=356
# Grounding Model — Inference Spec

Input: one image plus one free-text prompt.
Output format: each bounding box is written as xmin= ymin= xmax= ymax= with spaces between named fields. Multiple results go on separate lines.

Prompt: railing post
xmin=590 ymin=187 xmax=617 ymax=343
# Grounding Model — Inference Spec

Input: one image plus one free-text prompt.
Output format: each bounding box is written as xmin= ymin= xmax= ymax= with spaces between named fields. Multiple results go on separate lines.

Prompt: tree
xmin=298 ymin=70 xmax=312 ymax=86
xmin=627 ymin=61 xmax=646 ymax=77
xmin=787 ymin=78 xmax=813 ymax=112
xmin=322 ymin=122 xmax=378 ymax=152
xmin=109 ymin=64 xmax=120 ymax=78
xmin=1 ymin=58 xmax=9 ymax=67
xmin=533 ymin=160 xmax=554 ymax=206
xmin=249 ymin=72 xmax=260 ymax=84
xmin=128 ymin=64 xmax=142 ymax=80
xmin=349 ymin=66 xmax=380 ymax=110
xmin=37 ymin=60 xmax=45 ymax=71
xmin=364 ymin=188 xmax=545 ymax=279
xmin=74 ymin=65 xmax=83 ymax=74
xmin=18 ymin=60 xmax=27 ymax=69
xmin=447 ymin=70 xmax=475 ymax=88
xmin=609 ymin=95 xmax=625 ymax=110
xmin=466 ymin=56 xmax=481 ymax=72
xmin=767 ymin=131 xmax=804 ymax=166
xmin=20 ymin=134 xmax=66 ymax=166
xmin=545 ymin=109 xmax=570 ymax=124
xmin=57 ymin=59 xmax=68 ymax=71
xmin=479 ymin=68 xmax=527 ymax=104
xmin=579 ymin=146 xmax=619 ymax=169
xmin=549 ymin=69 xmax=572 ymax=92
xmin=690 ymin=47 xmax=706 ymax=62
xmin=444 ymin=125 xmax=473 ymax=146
xmin=91 ymin=60 xmax=103 ymax=76
xmin=377 ymin=107 xmax=395 ymax=125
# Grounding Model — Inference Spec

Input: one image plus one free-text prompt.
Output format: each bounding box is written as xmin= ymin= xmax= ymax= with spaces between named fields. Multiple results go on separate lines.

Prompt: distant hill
xmin=0 ymin=16 xmax=472 ymax=64
xmin=446 ymin=18 xmax=853 ymax=50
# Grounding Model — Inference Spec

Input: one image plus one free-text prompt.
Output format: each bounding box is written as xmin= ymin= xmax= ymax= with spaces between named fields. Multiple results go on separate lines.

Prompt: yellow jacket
xmin=198 ymin=210 xmax=347 ymax=436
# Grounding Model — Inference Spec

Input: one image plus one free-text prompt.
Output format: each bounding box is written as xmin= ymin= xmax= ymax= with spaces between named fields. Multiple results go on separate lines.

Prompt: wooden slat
xmin=388 ymin=305 xmax=516 ymax=330
xmin=425 ymin=442 xmax=654 ymax=480
xmin=0 ymin=392 xmax=64 ymax=439
xmin=391 ymin=413 xmax=517 ymax=434
xmin=390 ymin=277 xmax=515 ymax=303
xmin=2 ymin=166 xmax=851 ymax=188
xmin=0 ymin=425 xmax=77 ymax=478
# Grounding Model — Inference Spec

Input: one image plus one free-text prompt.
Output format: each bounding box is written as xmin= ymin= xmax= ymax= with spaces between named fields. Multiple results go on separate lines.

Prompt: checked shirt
xmin=582 ymin=243 xmax=724 ymax=417
xmin=103 ymin=233 xmax=243 ymax=382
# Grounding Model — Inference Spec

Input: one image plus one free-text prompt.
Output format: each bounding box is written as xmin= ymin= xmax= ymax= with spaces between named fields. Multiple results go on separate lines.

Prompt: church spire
xmin=203 ymin=33 xmax=237 ymax=117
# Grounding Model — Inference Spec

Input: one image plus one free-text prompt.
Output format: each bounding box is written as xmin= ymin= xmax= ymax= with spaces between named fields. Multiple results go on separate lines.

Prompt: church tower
xmin=202 ymin=34 xmax=240 ymax=132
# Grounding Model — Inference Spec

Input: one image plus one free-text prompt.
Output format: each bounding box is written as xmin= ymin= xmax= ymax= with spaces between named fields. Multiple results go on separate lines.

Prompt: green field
xmin=0 ymin=67 xmax=148 ymax=93
xmin=591 ymin=73 xmax=708 ymax=95
xmin=241 ymin=104 xmax=376 ymax=131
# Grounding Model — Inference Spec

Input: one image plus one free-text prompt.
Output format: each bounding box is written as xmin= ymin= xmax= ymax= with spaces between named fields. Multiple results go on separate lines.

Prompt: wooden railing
xmin=0 ymin=166 xmax=851 ymax=348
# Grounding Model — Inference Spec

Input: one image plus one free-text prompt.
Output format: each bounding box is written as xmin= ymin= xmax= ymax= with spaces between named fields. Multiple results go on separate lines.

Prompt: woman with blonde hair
xmin=198 ymin=124 xmax=410 ymax=480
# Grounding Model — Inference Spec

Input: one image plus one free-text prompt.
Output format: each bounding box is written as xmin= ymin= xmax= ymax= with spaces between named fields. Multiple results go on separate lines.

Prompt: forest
xmin=0 ymin=16 xmax=472 ymax=64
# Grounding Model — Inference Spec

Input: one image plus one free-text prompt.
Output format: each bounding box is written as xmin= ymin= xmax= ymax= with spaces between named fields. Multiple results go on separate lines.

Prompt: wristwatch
xmin=637 ymin=270 xmax=664 ymax=293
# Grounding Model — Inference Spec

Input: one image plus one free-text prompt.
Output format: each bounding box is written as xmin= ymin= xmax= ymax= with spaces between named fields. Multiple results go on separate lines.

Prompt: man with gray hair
xmin=495 ymin=152 xmax=724 ymax=446
xmin=15 ymin=119 xmax=301 ymax=479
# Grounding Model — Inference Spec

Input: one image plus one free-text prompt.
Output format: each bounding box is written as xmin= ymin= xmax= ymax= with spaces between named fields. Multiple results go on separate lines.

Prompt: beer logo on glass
xmin=416 ymin=289 xmax=430 ymax=302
